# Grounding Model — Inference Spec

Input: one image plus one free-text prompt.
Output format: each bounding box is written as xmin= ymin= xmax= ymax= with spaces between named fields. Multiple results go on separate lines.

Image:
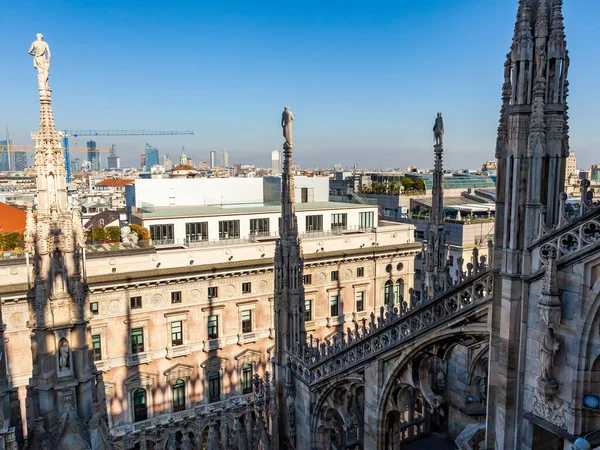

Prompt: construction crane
xmin=0 ymin=144 xmax=113 ymax=153
xmin=59 ymin=130 xmax=194 ymax=182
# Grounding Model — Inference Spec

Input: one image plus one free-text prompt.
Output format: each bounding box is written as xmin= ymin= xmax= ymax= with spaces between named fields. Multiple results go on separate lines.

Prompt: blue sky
xmin=1 ymin=0 xmax=599 ymax=170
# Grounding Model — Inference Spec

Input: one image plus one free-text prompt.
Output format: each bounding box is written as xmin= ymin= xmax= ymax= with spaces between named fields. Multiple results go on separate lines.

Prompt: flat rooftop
xmin=133 ymin=201 xmax=375 ymax=220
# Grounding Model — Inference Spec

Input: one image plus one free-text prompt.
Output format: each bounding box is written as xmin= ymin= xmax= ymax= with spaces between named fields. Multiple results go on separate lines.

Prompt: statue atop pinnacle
xmin=433 ymin=111 xmax=444 ymax=147
xmin=29 ymin=33 xmax=51 ymax=92
xmin=282 ymin=106 xmax=294 ymax=149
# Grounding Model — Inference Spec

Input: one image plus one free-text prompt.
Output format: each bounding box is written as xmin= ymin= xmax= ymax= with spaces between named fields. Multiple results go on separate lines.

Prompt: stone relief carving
xmin=532 ymin=390 xmax=567 ymax=428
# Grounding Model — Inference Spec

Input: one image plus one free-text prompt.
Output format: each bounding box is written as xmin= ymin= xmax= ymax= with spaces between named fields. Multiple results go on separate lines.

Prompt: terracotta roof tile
xmin=0 ymin=202 xmax=27 ymax=234
xmin=95 ymin=179 xmax=135 ymax=187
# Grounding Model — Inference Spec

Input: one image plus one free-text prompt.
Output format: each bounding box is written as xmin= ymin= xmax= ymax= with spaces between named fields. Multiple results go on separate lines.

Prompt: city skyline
xmin=2 ymin=1 xmax=599 ymax=170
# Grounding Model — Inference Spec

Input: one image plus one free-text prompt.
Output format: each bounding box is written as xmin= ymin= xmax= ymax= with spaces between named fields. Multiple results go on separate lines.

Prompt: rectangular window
xmin=303 ymin=274 xmax=312 ymax=285
xmin=171 ymin=291 xmax=182 ymax=304
xmin=149 ymin=224 xmax=174 ymax=244
xmin=331 ymin=213 xmax=347 ymax=231
xmin=91 ymin=334 xmax=102 ymax=361
xmin=208 ymin=287 xmax=218 ymax=299
xmin=330 ymin=295 xmax=339 ymax=317
xmin=305 ymin=215 xmax=323 ymax=232
xmin=131 ymin=327 xmax=144 ymax=353
xmin=305 ymin=299 xmax=312 ymax=321
xmin=218 ymin=220 xmax=240 ymax=240
xmin=209 ymin=373 xmax=220 ymax=403
xmin=415 ymin=230 xmax=425 ymax=240
xmin=331 ymin=271 xmax=339 ymax=282
xmin=130 ymin=296 xmax=142 ymax=309
xmin=185 ymin=222 xmax=208 ymax=242
xmin=171 ymin=321 xmax=183 ymax=346
xmin=241 ymin=310 xmax=252 ymax=333
xmin=301 ymin=187 xmax=314 ymax=203
xmin=242 ymin=282 xmax=252 ymax=294
xmin=357 ymin=267 xmax=364 ymax=277
xmin=90 ymin=302 xmax=99 ymax=315
xmin=241 ymin=364 xmax=253 ymax=394
xmin=356 ymin=291 xmax=365 ymax=312
xmin=250 ymin=218 xmax=270 ymax=236
xmin=359 ymin=211 xmax=374 ymax=229
xmin=207 ymin=315 xmax=219 ymax=339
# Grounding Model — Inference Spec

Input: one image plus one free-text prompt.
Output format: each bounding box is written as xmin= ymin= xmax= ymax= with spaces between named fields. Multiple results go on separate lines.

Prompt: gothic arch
xmin=376 ymin=324 xmax=488 ymax=449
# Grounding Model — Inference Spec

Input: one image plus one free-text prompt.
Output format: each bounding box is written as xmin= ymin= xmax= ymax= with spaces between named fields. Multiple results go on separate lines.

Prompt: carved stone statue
xmin=28 ymin=33 xmax=51 ymax=91
xmin=433 ymin=112 xmax=444 ymax=146
xmin=282 ymin=106 xmax=294 ymax=146
xmin=59 ymin=340 xmax=69 ymax=371
xmin=540 ymin=327 xmax=560 ymax=381
xmin=120 ymin=226 xmax=131 ymax=244
xmin=129 ymin=231 xmax=139 ymax=245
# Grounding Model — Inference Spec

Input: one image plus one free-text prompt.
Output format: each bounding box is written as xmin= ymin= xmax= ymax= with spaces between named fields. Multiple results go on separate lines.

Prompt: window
xmin=415 ymin=230 xmax=425 ymax=240
xmin=91 ymin=334 xmax=102 ymax=361
xmin=330 ymin=295 xmax=339 ymax=317
xmin=133 ymin=388 xmax=148 ymax=422
xmin=305 ymin=215 xmax=323 ymax=232
xmin=218 ymin=220 xmax=240 ymax=240
xmin=331 ymin=213 xmax=347 ymax=231
xmin=186 ymin=222 xmax=208 ymax=242
xmin=356 ymin=291 xmax=365 ymax=312
xmin=305 ymin=299 xmax=312 ymax=321
xmin=303 ymin=274 xmax=312 ymax=285
xmin=241 ymin=310 xmax=252 ymax=333
xmin=384 ymin=280 xmax=393 ymax=305
xmin=90 ymin=302 xmax=99 ymax=315
xmin=173 ymin=379 xmax=185 ymax=412
xmin=207 ymin=315 xmax=219 ymax=339
xmin=359 ymin=211 xmax=374 ymax=229
xmin=171 ymin=291 xmax=182 ymax=304
xmin=250 ymin=218 xmax=270 ymax=236
xmin=208 ymin=371 xmax=220 ymax=403
xmin=131 ymin=328 xmax=144 ymax=353
xmin=357 ymin=267 xmax=364 ymax=277
xmin=171 ymin=321 xmax=183 ymax=346
xmin=130 ymin=296 xmax=142 ymax=309
xmin=208 ymin=287 xmax=218 ymax=298
xmin=395 ymin=279 xmax=405 ymax=302
xmin=149 ymin=224 xmax=174 ymax=244
xmin=301 ymin=187 xmax=314 ymax=203
xmin=242 ymin=282 xmax=252 ymax=294
xmin=331 ymin=271 xmax=339 ymax=282
xmin=241 ymin=364 xmax=253 ymax=394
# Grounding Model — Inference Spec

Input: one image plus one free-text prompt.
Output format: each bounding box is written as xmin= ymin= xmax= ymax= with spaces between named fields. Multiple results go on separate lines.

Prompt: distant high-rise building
xmin=591 ymin=164 xmax=600 ymax=181
xmin=87 ymin=140 xmax=100 ymax=171
xmin=566 ymin=152 xmax=577 ymax=178
xmin=221 ymin=149 xmax=229 ymax=168
xmin=141 ymin=151 xmax=146 ymax=169
xmin=210 ymin=151 xmax=216 ymax=169
xmin=14 ymin=151 xmax=28 ymax=171
xmin=107 ymin=144 xmax=120 ymax=170
xmin=145 ymin=143 xmax=159 ymax=171
xmin=0 ymin=140 xmax=13 ymax=171
xmin=71 ymin=158 xmax=82 ymax=173
xmin=271 ymin=150 xmax=281 ymax=175
xmin=163 ymin=154 xmax=173 ymax=171
xmin=187 ymin=157 xmax=194 ymax=167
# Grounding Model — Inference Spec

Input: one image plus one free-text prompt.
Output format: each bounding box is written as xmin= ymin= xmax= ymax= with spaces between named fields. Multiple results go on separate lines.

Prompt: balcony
xmin=202 ymin=338 xmax=225 ymax=352
xmin=326 ymin=316 xmax=344 ymax=328
xmin=237 ymin=332 xmax=258 ymax=345
xmin=94 ymin=359 xmax=111 ymax=372
xmin=166 ymin=343 xmax=191 ymax=359
xmin=126 ymin=351 xmax=153 ymax=366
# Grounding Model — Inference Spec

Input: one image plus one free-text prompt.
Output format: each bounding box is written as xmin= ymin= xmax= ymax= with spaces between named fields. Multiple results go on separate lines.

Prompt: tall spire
xmin=273 ymin=106 xmax=304 ymax=448
xmin=25 ymin=33 xmax=106 ymax=447
xmin=422 ymin=112 xmax=447 ymax=300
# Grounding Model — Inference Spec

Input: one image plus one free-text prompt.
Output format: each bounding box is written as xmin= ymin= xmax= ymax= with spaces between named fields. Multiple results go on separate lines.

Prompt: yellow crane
xmin=0 ymin=144 xmax=112 ymax=153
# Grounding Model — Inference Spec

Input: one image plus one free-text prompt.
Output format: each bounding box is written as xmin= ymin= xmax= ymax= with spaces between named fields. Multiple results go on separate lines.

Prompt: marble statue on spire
xmin=433 ymin=112 xmax=444 ymax=146
xmin=28 ymin=33 xmax=51 ymax=91
xmin=282 ymin=106 xmax=294 ymax=147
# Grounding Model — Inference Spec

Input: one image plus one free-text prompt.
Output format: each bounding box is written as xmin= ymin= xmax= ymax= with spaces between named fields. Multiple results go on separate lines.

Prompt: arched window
xmin=241 ymin=364 xmax=253 ymax=394
xmin=173 ymin=379 xmax=185 ymax=412
xmin=133 ymin=388 xmax=148 ymax=422
xmin=208 ymin=371 xmax=220 ymax=403
xmin=395 ymin=279 xmax=405 ymax=303
xmin=384 ymin=280 xmax=393 ymax=305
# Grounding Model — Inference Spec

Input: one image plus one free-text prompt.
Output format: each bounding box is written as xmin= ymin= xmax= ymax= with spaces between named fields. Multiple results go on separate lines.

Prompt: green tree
xmin=0 ymin=232 xmax=20 ymax=251
xmin=414 ymin=178 xmax=426 ymax=191
xmin=130 ymin=224 xmax=150 ymax=242
xmin=87 ymin=228 xmax=107 ymax=243
xmin=105 ymin=226 xmax=121 ymax=242
xmin=401 ymin=177 xmax=416 ymax=191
